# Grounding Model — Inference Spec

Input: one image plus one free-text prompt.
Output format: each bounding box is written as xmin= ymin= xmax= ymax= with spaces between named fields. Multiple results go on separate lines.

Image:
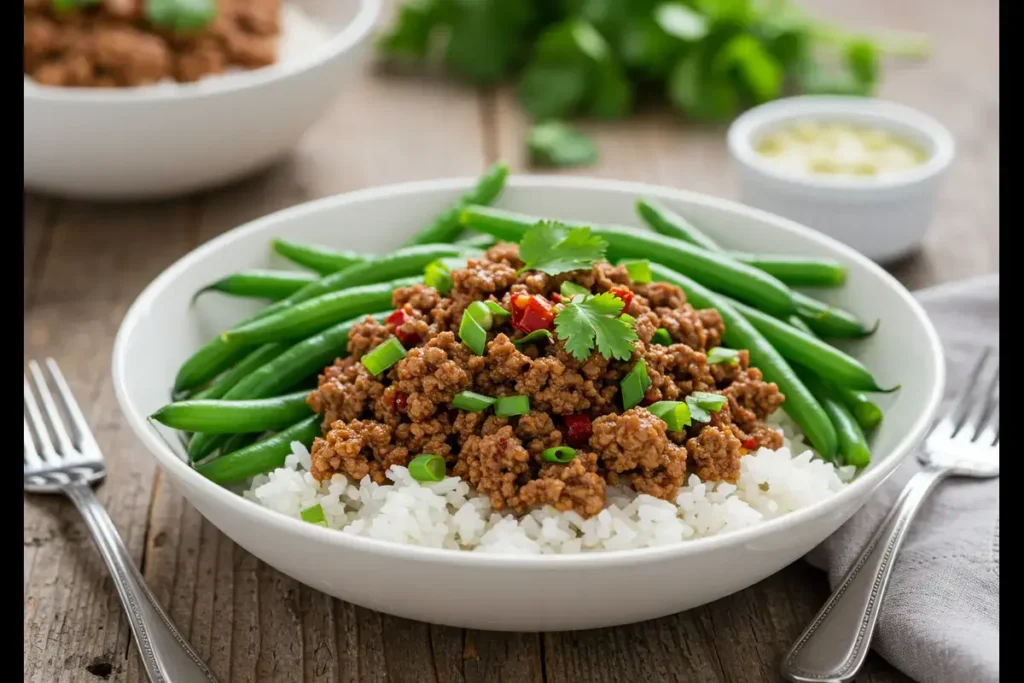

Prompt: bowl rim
xmin=727 ymin=95 xmax=956 ymax=193
xmin=23 ymin=0 xmax=381 ymax=104
xmin=111 ymin=174 xmax=946 ymax=569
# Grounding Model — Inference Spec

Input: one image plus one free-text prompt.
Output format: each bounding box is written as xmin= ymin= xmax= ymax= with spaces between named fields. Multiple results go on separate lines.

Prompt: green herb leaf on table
xmin=518 ymin=221 xmax=608 ymax=276
xmin=527 ymin=121 xmax=599 ymax=168
xmin=555 ymin=292 xmax=638 ymax=362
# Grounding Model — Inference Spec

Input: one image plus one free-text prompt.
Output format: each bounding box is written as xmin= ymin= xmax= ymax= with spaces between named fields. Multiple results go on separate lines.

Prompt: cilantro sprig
xmin=518 ymin=220 xmax=607 ymax=276
xmin=377 ymin=1 xmax=930 ymax=167
xmin=555 ymin=291 xmax=638 ymax=362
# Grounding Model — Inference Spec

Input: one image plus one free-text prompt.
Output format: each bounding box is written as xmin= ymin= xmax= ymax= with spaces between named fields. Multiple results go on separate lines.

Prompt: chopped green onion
xmin=707 ymin=346 xmax=740 ymax=366
xmin=408 ymin=454 xmax=447 ymax=482
xmin=652 ymin=328 xmax=673 ymax=346
xmin=494 ymin=395 xmax=530 ymax=417
xmin=513 ymin=329 xmax=553 ymax=348
xmin=300 ymin=503 xmax=328 ymax=527
xmin=452 ymin=391 xmax=496 ymax=412
xmin=541 ymin=446 xmax=577 ymax=463
xmin=361 ymin=337 xmax=406 ymax=376
xmin=466 ymin=301 xmax=494 ymax=330
xmin=647 ymin=401 xmax=692 ymax=432
xmin=685 ymin=391 xmax=729 ymax=423
xmin=424 ymin=260 xmax=453 ymax=294
xmin=620 ymin=358 xmax=651 ymax=410
xmin=621 ymin=259 xmax=653 ymax=284
xmin=459 ymin=310 xmax=488 ymax=355
xmin=560 ymin=281 xmax=591 ymax=299
xmin=619 ymin=313 xmax=635 ymax=325
xmin=484 ymin=301 xmax=510 ymax=318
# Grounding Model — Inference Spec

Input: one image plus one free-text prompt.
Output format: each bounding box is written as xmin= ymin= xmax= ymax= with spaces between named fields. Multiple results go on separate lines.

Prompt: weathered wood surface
xmin=23 ymin=0 xmax=998 ymax=680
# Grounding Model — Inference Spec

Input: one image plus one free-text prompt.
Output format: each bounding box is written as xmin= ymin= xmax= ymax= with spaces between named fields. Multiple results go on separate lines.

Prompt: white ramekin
xmin=727 ymin=96 xmax=955 ymax=263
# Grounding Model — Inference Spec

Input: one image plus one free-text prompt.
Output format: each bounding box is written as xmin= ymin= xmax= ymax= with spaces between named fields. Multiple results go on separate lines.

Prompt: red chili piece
xmin=511 ymin=294 xmax=555 ymax=334
xmin=608 ymin=286 xmax=634 ymax=310
xmin=563 ymin=413 xmax=593 ymax=447
xmin=742 ymin=437 xmax=759 ymax=450
xmin=385 ymin=309 xmax=421 ymax=347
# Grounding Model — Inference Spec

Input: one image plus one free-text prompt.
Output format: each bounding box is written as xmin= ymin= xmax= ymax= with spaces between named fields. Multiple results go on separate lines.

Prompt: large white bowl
xmin=112 ymin=177 xmax=945 ymax=631
xmin=24 ymin=0 xmax=380 ymax=201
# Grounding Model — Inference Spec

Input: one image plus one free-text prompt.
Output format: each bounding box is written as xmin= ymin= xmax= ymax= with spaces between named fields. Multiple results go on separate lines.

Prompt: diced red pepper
xmin=385 ymin=308 xmax=421 ymax=347
xmin=608 ymin=286 xmax=634 ymax=310
xmin=563 ymin=413 xmax=593 ymax=447
xmin=550 ymin=292 xmax=563 ymax=304
xmin=742 ymin=437 xmax=759 ymax=450
xmin=511 ymin=294 xmax=556 ymax=334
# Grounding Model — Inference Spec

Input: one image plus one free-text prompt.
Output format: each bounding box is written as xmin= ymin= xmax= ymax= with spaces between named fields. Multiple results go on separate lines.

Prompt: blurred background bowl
xmin=23 ymin=0 xmax=381 ymax=202
xmin=727 ymin=96 xmax=955 ymax=264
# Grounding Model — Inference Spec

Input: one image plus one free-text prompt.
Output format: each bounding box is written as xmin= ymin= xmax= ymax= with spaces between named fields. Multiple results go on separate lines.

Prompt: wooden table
xmin=24 ymin=1 xmax=998 ymax=680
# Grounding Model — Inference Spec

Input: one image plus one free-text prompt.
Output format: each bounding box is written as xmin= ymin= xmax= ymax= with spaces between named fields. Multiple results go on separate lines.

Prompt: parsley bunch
xmin=378 ymin=0 xmax=929 ymax=166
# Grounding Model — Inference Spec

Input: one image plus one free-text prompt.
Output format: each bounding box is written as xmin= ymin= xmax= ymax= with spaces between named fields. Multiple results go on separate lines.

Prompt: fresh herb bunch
xmin=378 ymin=0 xmax=928 ymax=165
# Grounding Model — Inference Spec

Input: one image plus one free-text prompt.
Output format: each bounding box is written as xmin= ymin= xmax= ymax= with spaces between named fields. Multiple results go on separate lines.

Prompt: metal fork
xmin=24 ymin=359 xmax=219 ymax=683
xmin=781 ymin=346 xmax=1000 ymax=682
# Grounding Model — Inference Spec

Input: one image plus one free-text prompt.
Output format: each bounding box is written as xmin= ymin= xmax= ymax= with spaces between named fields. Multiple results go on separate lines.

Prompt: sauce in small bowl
xmin=754 ymin=121 xmax=929 ymax=178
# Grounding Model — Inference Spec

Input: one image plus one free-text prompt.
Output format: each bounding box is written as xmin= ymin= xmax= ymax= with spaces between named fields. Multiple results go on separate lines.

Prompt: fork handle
xmin=780 ymin=464 xmax=950 ymax=682
xmin=63 ymin=482 xmax=219 ymax=683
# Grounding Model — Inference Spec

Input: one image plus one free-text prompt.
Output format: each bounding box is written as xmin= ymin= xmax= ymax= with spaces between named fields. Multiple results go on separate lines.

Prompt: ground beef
xmin=519 ymin=452 xmax=606 ymax=517
xmin=453 ymin=425 xmax=533 ymax=512
xmin=305 ymin=242 xmax=788 ymax=517
xmin=686 ymin=426 xmax=744 ymax=483
xmin=346 ymin=317 xmax=392 ymax=359
xmin=640 ymin=342 xmax=715 ymax=402
xmin=24 ymin=0 xmax=280 ymax=87
xmin=589 ymin=408 xmax=688 ymax=500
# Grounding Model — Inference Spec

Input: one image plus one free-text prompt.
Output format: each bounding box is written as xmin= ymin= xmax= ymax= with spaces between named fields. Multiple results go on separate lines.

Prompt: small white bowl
xmin=727 ymin=96 xmax=955 ymax=263
xmin=23 ymin=0 xmax=380 ymax=201
xmin=112 ymin=176 xmax=945 ymax=631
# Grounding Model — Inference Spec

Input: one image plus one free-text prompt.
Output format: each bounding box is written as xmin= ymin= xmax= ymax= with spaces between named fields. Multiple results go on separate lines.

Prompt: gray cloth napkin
xmin=805 ymin=272 xmax=1000 ymax=683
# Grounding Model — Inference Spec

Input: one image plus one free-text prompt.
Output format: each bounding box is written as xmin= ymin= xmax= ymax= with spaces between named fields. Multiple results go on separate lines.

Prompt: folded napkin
xmin=805 ymin=272 xmax=1000 ymax=683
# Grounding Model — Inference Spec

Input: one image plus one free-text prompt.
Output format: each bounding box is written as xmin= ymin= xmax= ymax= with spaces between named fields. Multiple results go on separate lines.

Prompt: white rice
xmin=243 ymin=415 xmax=856 ymax=554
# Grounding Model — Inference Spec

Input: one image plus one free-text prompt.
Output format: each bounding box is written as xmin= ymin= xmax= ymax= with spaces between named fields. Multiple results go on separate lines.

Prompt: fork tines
xmin=936 ymin=346 xmax=999 ymax=446
xmin=24 ymin=358 xmax=99 ymax=471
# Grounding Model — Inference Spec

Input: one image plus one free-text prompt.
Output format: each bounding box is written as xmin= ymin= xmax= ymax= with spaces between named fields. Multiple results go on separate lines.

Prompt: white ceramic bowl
xmin=112 ymin=176 xmax=945 ymax=631
xmin=23 ymin=0 xmax=380 ymax=201
xmin=727 ymin=96 xmax=955 ymax=264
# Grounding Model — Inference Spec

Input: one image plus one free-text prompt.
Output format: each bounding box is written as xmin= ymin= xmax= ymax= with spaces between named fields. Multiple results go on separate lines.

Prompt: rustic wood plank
xmin=23 ymin=197 xmax=199 ymax=683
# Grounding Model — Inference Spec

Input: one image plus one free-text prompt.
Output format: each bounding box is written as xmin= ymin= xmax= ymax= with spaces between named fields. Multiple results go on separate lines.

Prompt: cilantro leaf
xmin=527 ymin=121 xmax=598 ymax=168
xmin=518 ymin=221 xmax=607 ymax=275
xmin=555 ymin=292 xmax=638 ymax=362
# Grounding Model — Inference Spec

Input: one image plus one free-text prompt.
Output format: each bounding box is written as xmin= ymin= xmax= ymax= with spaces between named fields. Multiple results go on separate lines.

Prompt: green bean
xmin=195 ymin=269 xmax=316 ymax=301
xmin=404 ymin=162 xmax=509 ymax=246
xmin=635 ymin=198 xmax=721 ymax=252
xmin=647 ymin=263 xmax=838 ymax=461
xmin=173 ymin=244 xmax=462 ymax=393
xmin=461 ymin=205 xmax=796 ymax=317
xmin=727 ymin=298 xmax=897 ymax=393
xmin=195 ymin=416 xmax=321 ymax=484
xmin=186 ymin=311 xmax=390 ymax=460
xmin=727 ymin=253 xmax=846 ymax=287
xmin=152 ymin=390 xmax=312 ymax=434
xmin=218 ymin=432 xmax=261 ymax=455
xmin=222 ymin=277 xmax=417 ymax=347
xmin=786 ymin=316 xmax=884 ymax=432
xmin=455 ymin=232 xmax=498 ymax=249
xmin=793 ymin=292 xmax=879 ymax=339
xmin=272 ymin=239 xmax=365 ymax=275
xmin=794 ymin=367 xmax=871 ymax=467
xmin=190 ymin=344 xmax=287 ymax=400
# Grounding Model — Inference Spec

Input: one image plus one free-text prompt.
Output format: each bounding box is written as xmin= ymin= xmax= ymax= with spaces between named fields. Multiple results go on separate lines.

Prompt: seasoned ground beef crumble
xmin=308 ymin=244 xmax=786 ymax=518
xmin=24 ymin=0 xmax=280 ymax=87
